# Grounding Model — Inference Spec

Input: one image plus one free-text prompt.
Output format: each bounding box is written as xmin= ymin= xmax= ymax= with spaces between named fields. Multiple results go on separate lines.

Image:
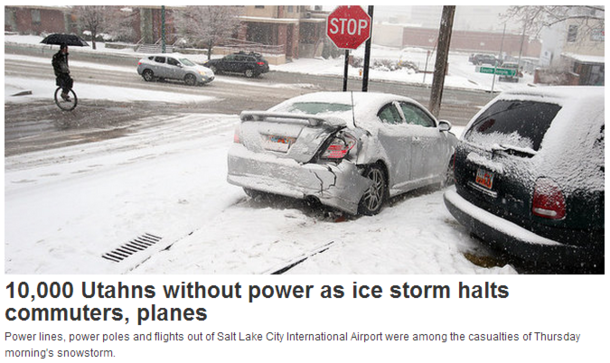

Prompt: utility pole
xmin=429 ymin=6 xmax=455 ymax=118
xmin=161 ymin=5 xmax=166 ymax=53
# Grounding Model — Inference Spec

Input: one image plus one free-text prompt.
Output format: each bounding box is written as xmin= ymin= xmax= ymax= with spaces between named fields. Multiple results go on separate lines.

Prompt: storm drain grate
xmin=102 ymin=233 xmax=162 ymax=263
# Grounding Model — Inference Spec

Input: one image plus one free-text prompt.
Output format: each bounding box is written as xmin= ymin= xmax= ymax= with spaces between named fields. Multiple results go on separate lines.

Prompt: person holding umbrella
xmin=52 ymin=44 xmax=73 ymax=101
xmin=41 ymin=34 xmax=88 ymax=107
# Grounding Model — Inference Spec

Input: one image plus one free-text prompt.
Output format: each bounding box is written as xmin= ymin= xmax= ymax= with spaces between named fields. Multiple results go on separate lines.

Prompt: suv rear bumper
xmin=444 ymin=189 xmax=604 ymax=272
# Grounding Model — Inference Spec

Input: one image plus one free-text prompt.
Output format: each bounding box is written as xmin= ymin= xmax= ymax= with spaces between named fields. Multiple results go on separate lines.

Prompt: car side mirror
xmin=438 ymin=120 xmax=452 ymax=132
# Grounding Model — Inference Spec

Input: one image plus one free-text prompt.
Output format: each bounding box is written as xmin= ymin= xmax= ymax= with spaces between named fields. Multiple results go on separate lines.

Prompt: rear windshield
xmin=464 ymin=100 xmax=561 ymax=151
xmin=276 ymin=102 xmax=353 ymax=115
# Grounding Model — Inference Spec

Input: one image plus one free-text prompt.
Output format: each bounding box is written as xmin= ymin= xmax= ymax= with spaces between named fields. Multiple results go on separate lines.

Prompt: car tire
xmin=243 ymin=188 xmax=273 ymax=202
xmin=184 ymin=74 xmax=197 ymax=86
xmin=244 ymin=69 xmax=256 ymax=78
xmin=243 ymin=188 xmax=260 ymax=198
xmin=358 ymin=164 xmax=387 ymax=216
xmin=142 ymin=69 xmax=154 ymax=82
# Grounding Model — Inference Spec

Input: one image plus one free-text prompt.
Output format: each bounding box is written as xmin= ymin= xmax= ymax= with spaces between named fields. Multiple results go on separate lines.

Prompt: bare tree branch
xmin=73 ymin=6 xmax=136 ymax=49
xmin=502 ymin=5 xmax=604 ymax=37
xmin=173 ymin=6 xmax=242 ymax=60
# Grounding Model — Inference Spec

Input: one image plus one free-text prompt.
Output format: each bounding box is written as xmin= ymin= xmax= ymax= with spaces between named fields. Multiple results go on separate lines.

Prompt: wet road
xmin=5 ymin=45 xmax=495 ymax=156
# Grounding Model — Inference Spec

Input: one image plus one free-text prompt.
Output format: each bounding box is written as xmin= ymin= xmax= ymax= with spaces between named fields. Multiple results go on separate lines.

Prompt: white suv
xmin=137 ymin=54 xmax=215 ymax=86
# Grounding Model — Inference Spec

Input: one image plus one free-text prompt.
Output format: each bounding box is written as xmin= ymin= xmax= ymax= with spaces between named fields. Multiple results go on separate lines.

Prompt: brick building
xmin=5 ymin=6 xmax=75 ymax=34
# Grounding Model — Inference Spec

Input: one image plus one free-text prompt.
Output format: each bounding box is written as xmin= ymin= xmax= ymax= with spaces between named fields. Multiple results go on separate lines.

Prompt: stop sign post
xmin=326 ymin=6 xmax=372 ymax=91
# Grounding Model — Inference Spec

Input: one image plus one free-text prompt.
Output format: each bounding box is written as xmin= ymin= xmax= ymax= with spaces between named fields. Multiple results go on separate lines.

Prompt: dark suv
xmin=204 ymin=51 xmax=269 ymax=78
xmin=469 ymin=53 xmax=499 ymax=66
xmin=444 ymin=87 xmax=604 ymax=273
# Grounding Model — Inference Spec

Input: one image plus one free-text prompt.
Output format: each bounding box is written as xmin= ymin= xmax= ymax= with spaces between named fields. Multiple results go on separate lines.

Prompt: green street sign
xmin=477 ymin=66 xmax=516 ymax=76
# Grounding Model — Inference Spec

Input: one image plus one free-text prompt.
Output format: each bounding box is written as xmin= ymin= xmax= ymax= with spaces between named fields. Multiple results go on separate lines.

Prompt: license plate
xmin=475 ymin=168 xmax=494 ymax=190
xmin=262 ymin=135 xmax=295 ymax=153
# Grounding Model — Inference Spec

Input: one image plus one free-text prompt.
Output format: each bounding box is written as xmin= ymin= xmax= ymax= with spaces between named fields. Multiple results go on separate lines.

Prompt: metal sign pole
xmin=343 ymin=49 xmax=349 ymax=91
xmin=362 ymin=6 xmax=374 ymax=92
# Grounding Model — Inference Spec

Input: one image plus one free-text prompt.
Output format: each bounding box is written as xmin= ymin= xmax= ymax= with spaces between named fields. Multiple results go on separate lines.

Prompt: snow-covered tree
xmin=502 ymin=6 xmax=604 ymax=38
xmin=103 ymin=7 xmax=137 ymax=43
xmin=173 ymin=6 xmax=242 ymax=60
xmin=74 ymin=6 xmax=105 ymax=50
xmin=73 ymin=6 xmax=136 ymax=49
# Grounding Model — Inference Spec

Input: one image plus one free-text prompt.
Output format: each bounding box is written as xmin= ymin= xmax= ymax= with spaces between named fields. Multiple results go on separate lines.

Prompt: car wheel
xmin=243 ymin=188 xmax=273 ymax=202
xmin=142 ymin=69 xmax=154 ymax=82
xmin=184 ymin=74 xmax=197 ymax=86
xmin=244 ymin=69 xmax=256 ymax=78
xmin=358 ymin=164 xmax=387 ymax=216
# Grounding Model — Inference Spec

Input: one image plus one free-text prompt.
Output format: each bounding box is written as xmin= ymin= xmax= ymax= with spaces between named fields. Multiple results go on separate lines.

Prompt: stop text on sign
xmin=329 ymin=18 xmax=369 ymax=36
xmin=326 ymin=6 xmax=371 ymax=50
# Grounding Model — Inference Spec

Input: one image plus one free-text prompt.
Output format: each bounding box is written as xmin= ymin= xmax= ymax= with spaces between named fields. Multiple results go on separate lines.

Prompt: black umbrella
xmin=41 ymin=33 xmax=89 ymax=47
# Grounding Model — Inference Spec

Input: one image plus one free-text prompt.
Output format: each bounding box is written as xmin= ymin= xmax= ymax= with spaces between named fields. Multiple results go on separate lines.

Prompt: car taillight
xmin=257 ymin=61 xmax=265 ymax=66
xmin=321 ymin=133 xmax=357 ymax=159
xmin=532 ymin=178 xmax=566 ymax=219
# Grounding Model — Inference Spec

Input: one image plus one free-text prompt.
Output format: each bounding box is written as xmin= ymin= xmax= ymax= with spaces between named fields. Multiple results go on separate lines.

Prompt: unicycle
xmin=54 ymin=87 xmax=77 ymax=111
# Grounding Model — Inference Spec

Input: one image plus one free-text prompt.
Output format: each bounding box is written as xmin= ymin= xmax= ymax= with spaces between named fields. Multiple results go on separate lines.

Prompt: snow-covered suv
xmin=444 ymin=86 xmax=604 ymax=273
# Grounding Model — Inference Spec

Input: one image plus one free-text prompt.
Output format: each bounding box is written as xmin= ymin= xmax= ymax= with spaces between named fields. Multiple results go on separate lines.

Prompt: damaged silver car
xmin=227 ymin=92 xmax=458 ymax=215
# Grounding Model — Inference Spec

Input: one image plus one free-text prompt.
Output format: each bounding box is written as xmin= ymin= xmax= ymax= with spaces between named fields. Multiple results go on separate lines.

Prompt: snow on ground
xmin=5 ymin=75 xmax=217 ymax=105
xmin=4 ymin=34 xmax=521 ymax=275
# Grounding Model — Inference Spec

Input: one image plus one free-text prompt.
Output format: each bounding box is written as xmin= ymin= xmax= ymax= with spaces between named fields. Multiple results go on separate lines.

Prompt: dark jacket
xmin=52 ymin=50 xmax=70 ymax=77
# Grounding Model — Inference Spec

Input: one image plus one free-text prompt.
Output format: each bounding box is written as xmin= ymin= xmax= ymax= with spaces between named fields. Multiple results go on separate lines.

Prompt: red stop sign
xmin=327 ymin=6 xmax=371 ymax=50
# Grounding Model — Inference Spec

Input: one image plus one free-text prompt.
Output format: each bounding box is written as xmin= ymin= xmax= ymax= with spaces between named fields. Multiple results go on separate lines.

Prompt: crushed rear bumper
xmin=227 ymin=144 xmax=371 ymax=214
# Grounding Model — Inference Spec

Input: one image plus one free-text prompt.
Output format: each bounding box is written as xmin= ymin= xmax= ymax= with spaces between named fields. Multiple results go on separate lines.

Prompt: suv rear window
xmin=464 ymin=100 xmax=561 ymax=151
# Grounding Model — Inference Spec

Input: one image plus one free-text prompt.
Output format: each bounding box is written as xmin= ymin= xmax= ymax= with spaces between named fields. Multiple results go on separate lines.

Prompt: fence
xmin=220 ymin=38 xmax=285 ymax=55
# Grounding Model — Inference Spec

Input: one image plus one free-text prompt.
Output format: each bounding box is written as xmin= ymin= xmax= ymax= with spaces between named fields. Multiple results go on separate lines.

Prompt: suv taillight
xmin=257 ymin=61 xmax=265 ymax=66
xmin=532 ymin=178 xmax=566 ymax=220
xmin=321 ymin=133 xmax=356 ymax=160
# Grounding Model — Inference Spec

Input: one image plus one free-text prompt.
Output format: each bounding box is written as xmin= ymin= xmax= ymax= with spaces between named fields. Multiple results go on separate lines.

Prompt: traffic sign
xmin=327 ymin=6 xmax=371 ymax=50
xmin=476 ymin=66 xmax=517 ymax=76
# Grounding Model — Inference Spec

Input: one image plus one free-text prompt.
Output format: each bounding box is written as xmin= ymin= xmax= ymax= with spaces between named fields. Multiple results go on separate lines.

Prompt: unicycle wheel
xmin=54 ymin=87 xmax=78 ymax=111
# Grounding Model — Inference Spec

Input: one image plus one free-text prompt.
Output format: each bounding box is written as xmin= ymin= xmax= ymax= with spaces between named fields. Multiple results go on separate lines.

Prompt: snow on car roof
xmin=269 ymin=91 xmax=425 ymax=123
xmin=500 ymin=85 xmax=602 ymax=102
xmin=466 ymin=86 xmax=604 ymax=130
xmin=280 ymin=91 xmax=416 ymax=105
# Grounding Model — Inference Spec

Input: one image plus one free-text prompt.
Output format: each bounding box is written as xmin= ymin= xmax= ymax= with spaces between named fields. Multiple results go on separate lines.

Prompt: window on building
xmin=591 ymin=28 xmax=604 ymax=42
xmin=567 ymin=25 xmax=578 ymax=42
xmin=31 ymin=9 xmax=41 ymax=25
